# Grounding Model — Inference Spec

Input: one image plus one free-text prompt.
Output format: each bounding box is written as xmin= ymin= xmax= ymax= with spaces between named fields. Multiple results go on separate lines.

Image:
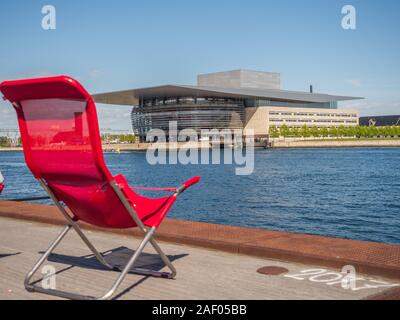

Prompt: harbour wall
xmin=271 ymin=139 xmax=400 ymax=148
xmin=1 ymin=139 xmax=400 ymax=152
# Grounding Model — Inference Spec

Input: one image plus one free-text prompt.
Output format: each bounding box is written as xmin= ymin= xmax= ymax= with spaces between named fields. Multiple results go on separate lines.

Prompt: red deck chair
xmin=0 ymin=76 xmax=200 ymax=300
xmin=0 ymin=170 xmax=4 ymax=193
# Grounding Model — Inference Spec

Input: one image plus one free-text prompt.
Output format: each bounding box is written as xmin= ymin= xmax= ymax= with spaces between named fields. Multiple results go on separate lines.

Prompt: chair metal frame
xmin=0 ymin=75 xmax=200 ymax=300
xmin=24 ymin=178 xmax=186 ymax=300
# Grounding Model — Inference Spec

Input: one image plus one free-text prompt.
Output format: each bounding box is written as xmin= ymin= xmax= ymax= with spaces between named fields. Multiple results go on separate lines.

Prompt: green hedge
xmin=269 ymin=125 xmax=400 ymax=139
xmin=0 ymin=137 xmax=12 ymax=147
xmin=101 ymin=134 xmax=136 ymax=143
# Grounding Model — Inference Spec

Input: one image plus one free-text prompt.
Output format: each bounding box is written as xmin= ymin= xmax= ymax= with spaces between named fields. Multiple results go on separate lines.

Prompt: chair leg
xmin=24 ymin=226 xmax=158 ymax=300
xmin=97 ymin=227 xmax=156 ymax=300
xmin=24 ymin=224 xmax=72 ymax=292
xmin=31 ymin=179 xmax=177 ymax=299
xmin=108 ymin=180 xmax=177 ymax=279
xmin=69 ymin=217 xmax=176 ymax=279
xmin=38 ymin=179 xmax=114 ymax=271
xmin=110 ymin=237 xmax=177 ymax=279
xmin=38 ymin=178 xmax=174 ymax=277
xmin=149 ymin=238 xmax=177 ymax=278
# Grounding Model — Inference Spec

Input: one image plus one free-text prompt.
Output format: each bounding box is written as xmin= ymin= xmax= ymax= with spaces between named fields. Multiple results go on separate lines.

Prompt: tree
xmin=269 ymin=125 xmax=279 ymax=138
xmin=337 ymin=125 xmax=346 ymax=137
xmin=0 ymin=137 xmax=12 ymax=147
xmin=290 ymin=126 xmax=301 ymax=137
xmin=381 ymin=126 xmax=391 ymax=137
xmin=360 ymin=126 xmax=369 ymax=138
xmin=388 ymin=126 xmax=397 ymax=137
xmin=321 ymin=127 xmax=329 ymax=138
xmin=394 ymin=126 xmax=400 ymax=137
xmin=369 ymin=126 xmax=378 ymax=138
xmin=269 ymin=123 xmax=400 ymax=140
xmin=280 ymin=124 xmax=290 ymax=137
xmin=328 ymin=127 xmax=339 ymax=138
xmin=345 ymin=126 xmax=356 ymax=137
xmin=310 ymin=126 xmax=320 ymax=138
xmin=101 ymin=134 xmax=136 ymax=143
xmin=300 ymin=124 xmax=310 ymax=138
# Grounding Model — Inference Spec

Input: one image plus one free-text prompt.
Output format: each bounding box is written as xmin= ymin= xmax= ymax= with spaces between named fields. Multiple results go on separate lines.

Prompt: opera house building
xmin=93 ymin=70 xmax=360 ymax=142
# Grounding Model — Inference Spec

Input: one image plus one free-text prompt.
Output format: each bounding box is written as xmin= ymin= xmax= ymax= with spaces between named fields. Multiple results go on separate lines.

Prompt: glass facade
xmin=244 ymin=99 xmax=338 ymax=109
xmin=131 ymin=97 xmax=245 ymax=140
xmin=131 ymin=96 xmax=341 ymax=140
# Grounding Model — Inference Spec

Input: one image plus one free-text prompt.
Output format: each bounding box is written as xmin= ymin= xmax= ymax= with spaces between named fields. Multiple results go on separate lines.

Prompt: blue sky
xmin=0 ymin=0 xmax=399 ymax=130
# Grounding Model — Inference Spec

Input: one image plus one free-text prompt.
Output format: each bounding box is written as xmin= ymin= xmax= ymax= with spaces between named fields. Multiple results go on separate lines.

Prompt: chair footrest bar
xmin=131 ymin=267 xmax=175 ymax=279
xmin=111 ymin=265 xmax=175 ymax=279
xmin=26 ymin=284 xmax=95 ymax=300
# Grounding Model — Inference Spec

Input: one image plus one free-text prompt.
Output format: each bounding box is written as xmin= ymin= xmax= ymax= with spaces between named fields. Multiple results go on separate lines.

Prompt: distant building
xmin=0 ymin=129 xmax=20 ymax=144
xmin=359 ymin=115 xmax=400 ymax=127
xmin=100 ymin=129 xmax=134 ymax=136
xmin=93 ymin=70 xmax=361 ymax=141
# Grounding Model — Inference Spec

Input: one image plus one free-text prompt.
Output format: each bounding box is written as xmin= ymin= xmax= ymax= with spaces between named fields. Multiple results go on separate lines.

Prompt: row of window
xmin=270 ymin=119 xmax=358 ymax=124
xmin=141 ymin=97 xmax=244 ymax=107
xmin=269 ymin=111 xmax=357 ymax=118
xmin=246 ymin=99 xmax=338 ymax=109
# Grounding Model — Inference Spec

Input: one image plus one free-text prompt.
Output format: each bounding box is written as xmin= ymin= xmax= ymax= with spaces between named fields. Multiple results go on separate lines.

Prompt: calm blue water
xmin=0 ymin=148 xmax=399 ymax=244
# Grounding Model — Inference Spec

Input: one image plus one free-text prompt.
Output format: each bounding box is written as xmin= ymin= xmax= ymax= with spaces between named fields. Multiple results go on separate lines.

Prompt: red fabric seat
xmin=0 ymin=75 xmax=200 ymax=300
xmin=0 ymin=76 xmax=199 ymax=229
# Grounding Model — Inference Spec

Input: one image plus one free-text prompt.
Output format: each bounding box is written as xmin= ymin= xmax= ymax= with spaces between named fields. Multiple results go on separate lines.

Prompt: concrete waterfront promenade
xmin=1 ymin=139 xmax=400 ymax=152
xmin=272 ymin=139 xmax=400 ymax=149
xmin=0 ymin=201 xmax=399 ymax=300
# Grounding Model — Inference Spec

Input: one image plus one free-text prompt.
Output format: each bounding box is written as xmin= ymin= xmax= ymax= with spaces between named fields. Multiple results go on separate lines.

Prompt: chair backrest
xmin=0 ymin=76 xmax=135 ymax=228
xmin=0 ymin=76 xmax=112 ymax=183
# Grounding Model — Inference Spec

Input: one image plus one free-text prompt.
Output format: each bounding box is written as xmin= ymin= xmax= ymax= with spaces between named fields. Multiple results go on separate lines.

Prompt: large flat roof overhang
xmin=92 ymin=84 xmax=363 ymax=106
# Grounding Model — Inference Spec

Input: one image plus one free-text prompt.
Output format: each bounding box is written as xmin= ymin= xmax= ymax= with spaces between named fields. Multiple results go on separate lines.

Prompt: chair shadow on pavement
xmin=33 ymin=246 xmax=188 ymax=299
xmin=0 ymin=252 xmax=21 ymax=259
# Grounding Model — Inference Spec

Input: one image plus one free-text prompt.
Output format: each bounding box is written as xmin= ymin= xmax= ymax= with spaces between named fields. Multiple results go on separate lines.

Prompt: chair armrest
xmin=153 ymin=176 xmax=200 ymax=228
xmin=176 ymin=176 xmax=201 ymax=194
xmin=132 ymin=186 xmax=177 ymax=192
xmin=114 ymin=174 xmax=176 ymax=193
